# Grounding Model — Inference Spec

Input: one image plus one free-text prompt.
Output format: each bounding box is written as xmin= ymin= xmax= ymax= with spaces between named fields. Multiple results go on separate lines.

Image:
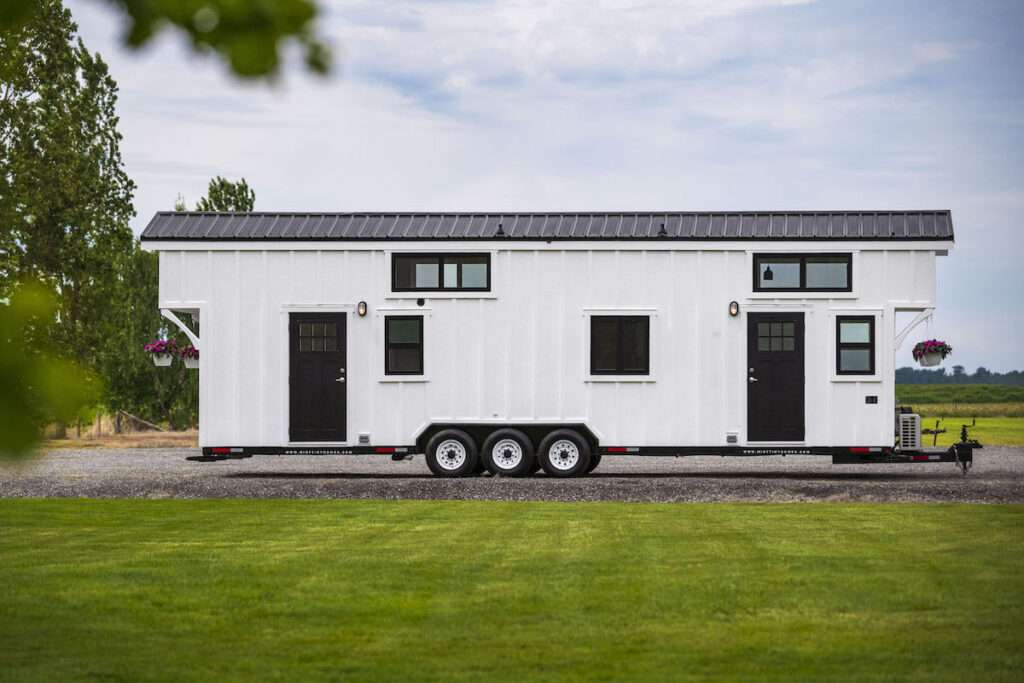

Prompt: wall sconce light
xmin=357 ymin=301 xmax=368 ymax=317
xmin=729 ymin=301 xmax=740 ymax=317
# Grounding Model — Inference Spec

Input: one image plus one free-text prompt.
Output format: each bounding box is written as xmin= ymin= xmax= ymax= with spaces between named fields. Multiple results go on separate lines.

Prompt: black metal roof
xmin=141 ymin=210 xmax=954 ymax=242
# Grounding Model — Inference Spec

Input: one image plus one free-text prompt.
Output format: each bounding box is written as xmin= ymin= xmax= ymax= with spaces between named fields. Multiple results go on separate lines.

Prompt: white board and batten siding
xmin=151 ymin=229 xmax=947 ymax=450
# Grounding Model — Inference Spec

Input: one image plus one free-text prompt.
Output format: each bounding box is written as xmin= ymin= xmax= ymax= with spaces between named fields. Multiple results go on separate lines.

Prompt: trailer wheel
xmin=538 ymin=429 xmax=591 ymax=477
xmin=482 ymin=429 xmax=535 ymax=477
xmin=425 ymin=429 xmax=479 ymax=478
xmin=586 ymin=454 xmax=602 ymax=474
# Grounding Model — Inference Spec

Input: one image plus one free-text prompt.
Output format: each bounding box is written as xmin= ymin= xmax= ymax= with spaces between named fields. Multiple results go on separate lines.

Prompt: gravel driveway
xmin=1 ymin=447 xmax=1021 ymax=503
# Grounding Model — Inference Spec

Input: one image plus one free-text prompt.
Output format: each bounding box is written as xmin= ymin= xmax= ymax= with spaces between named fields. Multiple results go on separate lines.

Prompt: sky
xmin=67 ymin=0 xmax=1024 ymax=371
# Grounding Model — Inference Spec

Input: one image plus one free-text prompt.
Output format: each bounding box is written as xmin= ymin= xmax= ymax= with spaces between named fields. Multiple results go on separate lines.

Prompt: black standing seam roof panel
xmin=140 ymin=211 xmax=955 ymax=242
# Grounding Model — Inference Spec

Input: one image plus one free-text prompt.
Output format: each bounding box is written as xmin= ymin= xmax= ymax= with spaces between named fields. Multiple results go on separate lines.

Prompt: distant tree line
xmin=896 ymin=366 xmax=1024 ymax=385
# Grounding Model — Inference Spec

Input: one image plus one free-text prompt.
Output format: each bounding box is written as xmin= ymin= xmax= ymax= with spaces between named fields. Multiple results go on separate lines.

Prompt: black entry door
xmin=289 ymin=313 xmax=346 ymax=442
xmin=747 ymin=313 xmax=805 ymax=442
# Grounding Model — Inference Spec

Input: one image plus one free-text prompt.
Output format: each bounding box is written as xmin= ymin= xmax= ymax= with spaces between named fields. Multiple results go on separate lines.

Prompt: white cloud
xmin=64 ymin=0 xmax=1024 ymax=370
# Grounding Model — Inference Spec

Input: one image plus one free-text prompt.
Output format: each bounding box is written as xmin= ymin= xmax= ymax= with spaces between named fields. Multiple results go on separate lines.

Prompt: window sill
xmin=385 ymin=293 xmax=497 ymax=300
xmin=831 ymin=375 xmax=882 ymax=383
xmin=379 ymin=376 xmax=430 ymax=383
xmin=585 ymin=376 xmax=656 ymax=383
xmin=747 ymin=292 xmax=857 ymax=300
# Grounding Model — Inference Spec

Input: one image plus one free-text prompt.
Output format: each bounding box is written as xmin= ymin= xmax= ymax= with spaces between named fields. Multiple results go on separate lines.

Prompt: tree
xmin=0 ymin=0 xmax=330 ymax=78
xmin=0 ymin=0 xmax=136 ymax=452
xmin=194 ymin=176 xmax=255 ymax=212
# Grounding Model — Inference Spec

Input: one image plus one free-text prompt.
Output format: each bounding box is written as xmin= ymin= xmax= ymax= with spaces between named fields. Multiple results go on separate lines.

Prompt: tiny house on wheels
xmin=141 ymin=210 xmax=979 ymax=476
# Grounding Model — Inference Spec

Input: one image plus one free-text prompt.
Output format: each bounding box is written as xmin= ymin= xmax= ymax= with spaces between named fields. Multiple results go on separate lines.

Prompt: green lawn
xmin=911 ymin=416 xmax=1024 ymax=447
xmin=1 ymin=501 xmax=1022 ymax=681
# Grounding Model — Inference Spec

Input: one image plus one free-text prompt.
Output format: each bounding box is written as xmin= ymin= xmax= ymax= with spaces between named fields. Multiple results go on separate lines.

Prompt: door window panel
xmin=298 ymin=320 xmax=339 ymax=353
xmin=757 ymin=319 xmax=796 ymax=353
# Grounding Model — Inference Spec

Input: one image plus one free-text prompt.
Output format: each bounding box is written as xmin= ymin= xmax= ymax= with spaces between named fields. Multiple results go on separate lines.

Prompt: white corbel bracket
xmin=161 ymin=309 xmax=200 ymax=350
xmin=894 ymin=308 xmax=934 ymax=350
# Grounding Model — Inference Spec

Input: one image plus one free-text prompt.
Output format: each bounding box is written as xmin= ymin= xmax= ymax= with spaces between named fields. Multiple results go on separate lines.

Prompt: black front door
xmin=289 ymin=313 xmax=346 ymax=442
xmin=747 ymin=313 xmax=805 ymax=442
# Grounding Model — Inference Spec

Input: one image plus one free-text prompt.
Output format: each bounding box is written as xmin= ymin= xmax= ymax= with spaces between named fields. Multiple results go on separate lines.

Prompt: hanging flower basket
xmin=180 ymin=345 xmax=200 ymax=369
xmin=144 ymin=339 xmax=178 ymax=367
xmin=912 ymin=339 xmax=952 ymax=367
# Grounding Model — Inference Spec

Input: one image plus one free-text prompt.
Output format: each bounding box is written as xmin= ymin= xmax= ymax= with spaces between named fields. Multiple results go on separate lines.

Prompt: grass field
xmin=894 ymin=385 xmax=1024 ymax=445
xmin=896 ymin=384 xmax=1024 ymax=404
xmin=42 ymin=430 xmax=199 ymax=450
xmin=1 ymin=500 xmax=1022 ymax=682
xmin=910 ymin=416 xmax=1024 ymax=447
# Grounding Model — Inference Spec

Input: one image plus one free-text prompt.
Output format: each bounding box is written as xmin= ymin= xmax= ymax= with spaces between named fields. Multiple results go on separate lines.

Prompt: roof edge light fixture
xmin=729 ymin=301 xmax=740 ymax=317
xmin=357 ymin=301 xmax=368 ymax=317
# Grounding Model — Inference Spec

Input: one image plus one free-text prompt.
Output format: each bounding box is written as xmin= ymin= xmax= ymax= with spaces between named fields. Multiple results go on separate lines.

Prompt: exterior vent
xmin=899 ymin=414 xmax=921 ymax=450
xmin=358 ymin=433 xmax=370 ymax=445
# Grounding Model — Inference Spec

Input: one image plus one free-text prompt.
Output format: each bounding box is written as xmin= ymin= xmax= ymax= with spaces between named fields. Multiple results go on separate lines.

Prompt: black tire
xmin=481 ymin=429 xmax=536 ymax=477
xmin=425 ymin=429 xmax=479 ymax=478
xmin=586 ymin=453 xmax=602 ymax=473
xmin=538 ymin=429 xmax=591 ymax=478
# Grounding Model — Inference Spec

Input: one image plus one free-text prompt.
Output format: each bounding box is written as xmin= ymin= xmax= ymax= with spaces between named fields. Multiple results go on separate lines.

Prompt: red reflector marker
xmin=375 ymin=447 xmax=395 ymax=454
xmin=849 ymin=447 xmax=870 ymax=454
xmin=606 ymin=447 xmax=628 ymax=453
xmin=211 ymin=447 xmax=231 ymax=454
xmin=912 ymin=455 xmax=929 ymax=461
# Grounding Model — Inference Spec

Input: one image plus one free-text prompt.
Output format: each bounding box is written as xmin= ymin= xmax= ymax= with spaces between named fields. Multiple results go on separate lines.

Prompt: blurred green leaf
xmin=0 ymin=283 xmax=98 ymax=459
xmin=0 ymin=0 xmax=331 ymax=78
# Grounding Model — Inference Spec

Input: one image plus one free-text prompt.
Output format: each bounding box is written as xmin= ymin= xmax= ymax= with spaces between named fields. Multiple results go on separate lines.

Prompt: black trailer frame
xmin=191 ymin=440 xmax=980 ymax=474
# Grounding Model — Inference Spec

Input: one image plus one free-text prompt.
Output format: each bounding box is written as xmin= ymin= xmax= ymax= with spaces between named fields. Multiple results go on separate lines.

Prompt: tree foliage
xmin=0 ymin=0 xmax=136 ymax=366
xmin=0 ymin=0 xmax=136 ymax=455
xmin=194 ymin=176 xmax=255 ymax=212
xmin=1 ymin=0 xmax=330 ymax=78
xmin=102 ymin=248 xmax=199 ymax=430
xmin=896 ymin=366 xmax=1024 ymax=385
xmin=0 ymin=283 xmax=98 ymax=458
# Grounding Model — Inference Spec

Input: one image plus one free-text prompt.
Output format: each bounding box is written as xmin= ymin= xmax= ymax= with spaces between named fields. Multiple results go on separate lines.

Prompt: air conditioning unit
xmin=899 ymin=413 xmax=921 ymax=450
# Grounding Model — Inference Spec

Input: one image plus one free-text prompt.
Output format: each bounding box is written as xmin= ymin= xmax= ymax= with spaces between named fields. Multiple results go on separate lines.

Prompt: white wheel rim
xmin=548 ymin=439 xmax=580 ymax=471
xmin=436 ymin=439 xmax=467 ymax=471
xmin=491 ymin=438 xmax=523 ymax=470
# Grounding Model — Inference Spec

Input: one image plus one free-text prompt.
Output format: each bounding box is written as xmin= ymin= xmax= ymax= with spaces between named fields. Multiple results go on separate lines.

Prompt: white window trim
xmin=383 ymin=249 xmax=499 ymax=300
xmin=746 ymin=250 xmax=860 ymax=300
xmin=581 ymin=307 xmax=658 ymax=383
xmin=376 ymin=306 xmax=432 ymax=383
xmin=830 ymin=307 xmax=883 ymax=383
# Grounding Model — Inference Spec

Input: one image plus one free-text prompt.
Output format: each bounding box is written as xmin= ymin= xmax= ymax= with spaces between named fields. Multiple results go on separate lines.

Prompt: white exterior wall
xmin=154 ymin=242 xmax=944 ymax=449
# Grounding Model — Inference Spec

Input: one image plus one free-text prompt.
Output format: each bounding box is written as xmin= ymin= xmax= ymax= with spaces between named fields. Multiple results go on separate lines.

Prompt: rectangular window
xmin=590 ymin=316 xmax=650 ymax=375
xmin=392 ymin=254 xmax=490 ymax=292
xmin=297 ymin=321 xmax=338 ymax=352
xmin=754 ymin=254 xmax=851 ymax=292
xmin=385 ymin=315 xmax=424 ymax=375
xmin=836 ymin=316 xmax=874 ymax=375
